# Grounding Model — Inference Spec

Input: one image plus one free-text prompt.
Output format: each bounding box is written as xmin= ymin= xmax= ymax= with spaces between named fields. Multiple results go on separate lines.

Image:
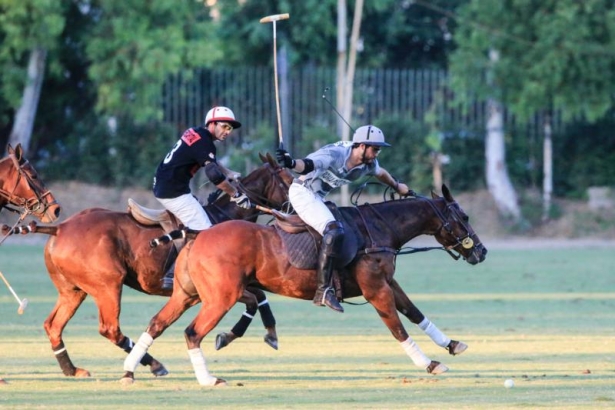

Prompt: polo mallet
xmin=0 ymin=270 xmax=28 ymax=314
xmin=260 ymin=13 xmax=290 ymax=149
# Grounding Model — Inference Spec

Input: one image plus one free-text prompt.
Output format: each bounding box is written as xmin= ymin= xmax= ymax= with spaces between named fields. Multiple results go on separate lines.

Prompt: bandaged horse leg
xmin=123 ymin=332 xmax=154 ymax=375
xmin=188 ymin=348 xmax=221 ymax=386
xmin=118 ymin=336 xmax=168 ymax=376
xmin=391 ymin=279 xmax=467 ymax=356
xmin=215 ymin=288 xmax=278 ymax=350
xmin=400 ymin=336 xmax=448 ymax=375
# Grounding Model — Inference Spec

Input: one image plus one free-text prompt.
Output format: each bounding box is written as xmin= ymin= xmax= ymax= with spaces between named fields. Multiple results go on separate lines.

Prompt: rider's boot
xmin=313 ymin=221 xmax=344 ymax=313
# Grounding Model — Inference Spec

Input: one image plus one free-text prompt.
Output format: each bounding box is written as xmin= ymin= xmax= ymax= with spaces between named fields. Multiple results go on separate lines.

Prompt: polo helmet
xmin=204 ymin=106 xmax=241 ymax=129
xmin=351 ymin=125 xmax=391 ymax=147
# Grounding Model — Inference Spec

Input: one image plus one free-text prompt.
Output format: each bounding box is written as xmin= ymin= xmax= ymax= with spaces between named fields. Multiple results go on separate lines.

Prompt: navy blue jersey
xmin=153 ymin=126 xmax=217 ymax=198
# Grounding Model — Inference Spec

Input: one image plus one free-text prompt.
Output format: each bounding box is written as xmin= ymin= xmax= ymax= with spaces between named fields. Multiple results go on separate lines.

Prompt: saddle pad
xmin=274 ymin=225 xmax=320 ymax=270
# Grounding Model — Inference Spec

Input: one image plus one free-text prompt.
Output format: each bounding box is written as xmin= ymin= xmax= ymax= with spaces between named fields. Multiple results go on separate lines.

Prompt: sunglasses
xmin=368 ymin=145 xmax=381 ymax=153
xmin=217 ymin=122 xmax=233 ymax=131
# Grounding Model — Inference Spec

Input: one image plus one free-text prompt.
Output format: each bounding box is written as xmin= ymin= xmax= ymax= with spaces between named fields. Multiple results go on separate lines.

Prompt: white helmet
xmin=204 ymin=106 xmax=241 ymax=129
xmin=352 ymin=125 xmax=391 ymax=147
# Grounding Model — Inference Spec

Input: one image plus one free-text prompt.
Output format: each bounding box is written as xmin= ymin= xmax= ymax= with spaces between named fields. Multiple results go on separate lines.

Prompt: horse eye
xmin=463 ymin=215 xmax=469 ymax=222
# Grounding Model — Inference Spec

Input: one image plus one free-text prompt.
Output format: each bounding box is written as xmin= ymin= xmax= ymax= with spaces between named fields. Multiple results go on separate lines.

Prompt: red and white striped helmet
xmin=204 ymin=106 xmax=241 ymax=129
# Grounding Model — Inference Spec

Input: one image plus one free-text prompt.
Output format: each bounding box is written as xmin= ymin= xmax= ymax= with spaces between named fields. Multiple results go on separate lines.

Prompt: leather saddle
xmin=273 ymin=202 xmax=365 ymax=271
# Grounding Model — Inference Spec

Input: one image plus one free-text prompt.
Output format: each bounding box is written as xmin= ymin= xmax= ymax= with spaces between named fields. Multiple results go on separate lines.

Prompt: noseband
xmin=425 ymin=199 xmax=482 ymax=260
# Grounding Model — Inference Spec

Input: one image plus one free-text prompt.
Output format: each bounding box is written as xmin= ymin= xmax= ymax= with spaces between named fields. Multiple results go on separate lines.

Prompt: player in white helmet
xmin=276 ymin=125 xmax=412 ymax=312
xmin=153 ymin=106 xmax=250 ymax=289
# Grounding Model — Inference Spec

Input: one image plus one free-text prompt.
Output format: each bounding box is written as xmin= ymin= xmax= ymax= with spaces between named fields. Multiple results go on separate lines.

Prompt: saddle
xmin=273 ymin=202 xmax=365 ymax=271
xmin=127 ymin=198 xmax=185 ymax=273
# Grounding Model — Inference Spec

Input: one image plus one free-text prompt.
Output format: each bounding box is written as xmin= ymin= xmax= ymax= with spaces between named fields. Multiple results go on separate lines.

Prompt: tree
xmin=449 ymin=0 xmax=615 ymax=222
xmin=0 ymin=0 xmax=65 ymax=153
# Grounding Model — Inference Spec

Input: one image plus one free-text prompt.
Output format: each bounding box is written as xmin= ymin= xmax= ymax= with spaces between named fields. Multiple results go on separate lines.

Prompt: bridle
xmin=235 ymin=163 xmax=292 ymax=211
xmin=0 ymin=155 xmax=57 ymax=221
xmin=424 ymin=198 xmax=481 ymax=260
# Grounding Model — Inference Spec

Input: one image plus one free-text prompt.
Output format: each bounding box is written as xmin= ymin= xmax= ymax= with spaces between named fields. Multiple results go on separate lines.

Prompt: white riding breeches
xmin=289 ymin=181 xmax=335 ymax=235
xmin=156 ymin=193 xmax=212 ymax=230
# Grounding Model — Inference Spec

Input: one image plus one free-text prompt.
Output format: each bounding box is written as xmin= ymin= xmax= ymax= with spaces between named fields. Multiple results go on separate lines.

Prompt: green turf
xmin=0 ymin=243 xmax=614 ymax=409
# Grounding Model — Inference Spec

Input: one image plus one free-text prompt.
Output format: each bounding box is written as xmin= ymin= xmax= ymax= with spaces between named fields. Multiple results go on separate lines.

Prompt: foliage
xmin=41 ymin=114 xmax=173 ymax=188
xmin=212 ymin=0 xmax=461 ymax=69
xmin=0 ymin=0 xmax=66 ymax=131
xmin=555 ymin=112 xmax=615 ymax=198
xmin=449 ymin=0 xmax=615 ymax=122
xmin=85 ymin=0 xmax=220 ymax=123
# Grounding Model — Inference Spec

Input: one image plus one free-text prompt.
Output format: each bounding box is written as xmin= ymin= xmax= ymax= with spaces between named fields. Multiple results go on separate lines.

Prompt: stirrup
xmin=316 ymin=288 xmax=344 ymax=313
xmin=161 ymin=274 xmax=174 ymax=290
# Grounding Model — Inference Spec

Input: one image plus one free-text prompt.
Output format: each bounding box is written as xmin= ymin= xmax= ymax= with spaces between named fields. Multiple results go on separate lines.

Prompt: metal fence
xmin=162 ymin=66 xmax=561 ymax=151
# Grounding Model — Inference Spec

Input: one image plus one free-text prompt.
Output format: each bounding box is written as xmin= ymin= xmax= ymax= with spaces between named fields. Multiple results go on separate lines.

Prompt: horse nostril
xmin=482 ymin=247 xmax=488 ymax=256
xmin=54 ymin=207 xmax=61 ymax=218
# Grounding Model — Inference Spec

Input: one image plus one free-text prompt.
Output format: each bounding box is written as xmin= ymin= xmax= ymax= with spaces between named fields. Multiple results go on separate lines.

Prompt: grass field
xmin=0 ymin=241 xmax=614 ymax=409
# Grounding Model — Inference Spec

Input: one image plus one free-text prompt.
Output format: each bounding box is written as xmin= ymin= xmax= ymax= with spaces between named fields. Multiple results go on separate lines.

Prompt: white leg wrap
xmin=123 ymin=332 xmax=154 ymax=372
xmin=418 ymin=317 xmax=451 ymax=348
xmin=188 ymin=348 xmax=217 ymax=386
xmin=257 ymin=298 xmax=269 ymax=307
xmin=400 ymin=336 xmax=431 ymax=369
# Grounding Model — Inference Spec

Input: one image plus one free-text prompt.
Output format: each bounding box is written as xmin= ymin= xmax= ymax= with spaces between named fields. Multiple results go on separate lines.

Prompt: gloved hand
xmin=231 ymin=191 xmax=251 ymax=209
xmin=276 ymin=148 xmax=296 ymax=169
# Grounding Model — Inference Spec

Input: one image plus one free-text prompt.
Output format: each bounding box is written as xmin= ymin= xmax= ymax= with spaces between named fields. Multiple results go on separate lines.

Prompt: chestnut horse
xmin=2 ymin=153 xmax=293 ymax=378
xmin=121 ymin=184 xmax=487 ymax=386
xmin=0 ymin=143 xmax=60 ymax=226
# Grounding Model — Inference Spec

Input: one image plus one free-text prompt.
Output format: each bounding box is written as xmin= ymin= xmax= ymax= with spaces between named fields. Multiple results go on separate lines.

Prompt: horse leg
xmin=390 ymin=279 xmax=467 ymax=356
xmin=185 ymin=302 xmax=237 ymax=386
xmin=93 ymin=288 xmax=168 ymax=378
xmin=120 ymin=288 xmax=199 ymax=385
xmin=215 ymin=287 xmax=277 ymax=351
xmin=360 ymin=276 xmax=448 ymax=375
xmin=44 ymin=289 xmax=90 ymax=377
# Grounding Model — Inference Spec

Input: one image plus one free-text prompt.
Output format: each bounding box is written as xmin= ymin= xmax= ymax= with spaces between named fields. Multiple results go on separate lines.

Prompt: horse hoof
xmin=214 ymin=378 xmax=227 ymax=387
xmin=75 ymin=368 xmax=91 ymax=378
xmin=215 ymin=333 xmax=230 ymax=351
xmin=150 ymin=361 xmax=169 ymax=377
xmin=426 ymin=361 xmax=449 ymax=375
xmin=447 ymin=340 xmax=468 ymax=356
xmin=120 ymin=377 xmax=135 ymax=386
xmin=264 ymin=334 xmax=278 ymax=350
xmin=0 ymin=378 xmax=8 ymax=385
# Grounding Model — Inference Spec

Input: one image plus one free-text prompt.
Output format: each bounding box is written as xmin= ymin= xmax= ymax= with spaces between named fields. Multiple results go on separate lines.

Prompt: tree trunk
xmin=8 ymin=47 xmax=47 ymax=154
xmin=542 ymin=115 xmax=553 ymax=221
xmin=485 ymin=98 xmax=521 ymax=221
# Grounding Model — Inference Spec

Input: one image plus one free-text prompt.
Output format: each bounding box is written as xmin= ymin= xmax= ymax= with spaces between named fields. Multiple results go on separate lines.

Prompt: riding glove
xmin=275 ymin=148 xmax=296 ymax=169
xmin=231 ymin=191 xmax=252 ymax=209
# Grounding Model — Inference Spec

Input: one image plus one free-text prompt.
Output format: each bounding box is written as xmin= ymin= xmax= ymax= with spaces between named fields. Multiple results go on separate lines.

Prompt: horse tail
xmin=1 ymin=221 xmax=58 ymax=236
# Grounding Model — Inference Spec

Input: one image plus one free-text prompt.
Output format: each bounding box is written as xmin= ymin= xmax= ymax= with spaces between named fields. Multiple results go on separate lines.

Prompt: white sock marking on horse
xmin=418 ymin=317 xmax=451 ymax=348
xmin=400 ymin=337 xmax=431 ymax=369
xmin=123 ymin=332 xmax=153 ymax=372
xmin=188 ymin=348 xmax=218 ymax=386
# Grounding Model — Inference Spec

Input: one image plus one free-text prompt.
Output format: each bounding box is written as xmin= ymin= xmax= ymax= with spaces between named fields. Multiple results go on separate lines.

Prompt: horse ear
xmin=266 ymin=152 xmax=277 ymax=167
xmin=431 ymin=190 xmax=439 ymax=199
xmin=442 ymin=184 xmax=454 ymax=202
xmin=258 ymin=152 xmax=267 ymax=163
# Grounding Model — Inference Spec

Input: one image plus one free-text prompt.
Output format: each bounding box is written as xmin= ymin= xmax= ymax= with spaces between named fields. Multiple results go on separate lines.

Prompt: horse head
xmin=429 ymin=184 xmax=487 ymax=265
xmin=240 ymin=152 xmax=293 ymax=211
xmin=0 ymin=144 xmax=61 ymax=223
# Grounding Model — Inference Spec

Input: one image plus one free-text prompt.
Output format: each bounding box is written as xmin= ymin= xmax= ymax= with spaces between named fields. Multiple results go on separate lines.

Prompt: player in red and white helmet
xmin=153 ymin=106 xmax=249 ymax=290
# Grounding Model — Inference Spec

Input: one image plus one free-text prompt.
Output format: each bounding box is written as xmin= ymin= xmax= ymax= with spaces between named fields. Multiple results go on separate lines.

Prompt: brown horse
xmin=121 ymin=184 xmax=487 ymax=386
xmin=2 ymin=153 xmax=293 ymax=378
xmin=0 ymin=143 xmax=60 ymax=226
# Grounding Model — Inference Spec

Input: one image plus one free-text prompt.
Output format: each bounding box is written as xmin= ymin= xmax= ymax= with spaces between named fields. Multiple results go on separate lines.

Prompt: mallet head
xmin=260 ymin=13 xmax=289 ymax=23
xmin=17 ymin=298 xmax=28 ymax=315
